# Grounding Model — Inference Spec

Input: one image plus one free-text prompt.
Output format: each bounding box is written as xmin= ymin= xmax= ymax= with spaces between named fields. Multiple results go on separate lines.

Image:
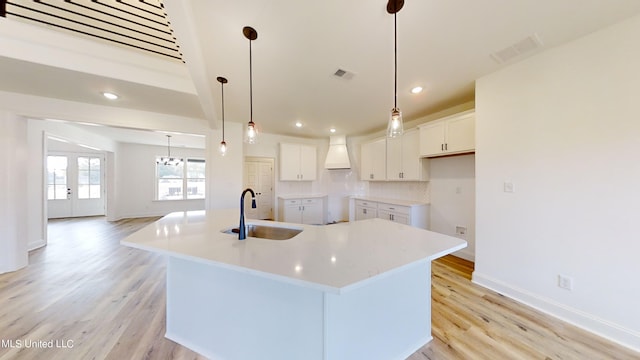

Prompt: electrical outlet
xmin=558 ymin=275 xmax=573 ymax=290
xmin=455 ymin=226 xmax=467 ymax=236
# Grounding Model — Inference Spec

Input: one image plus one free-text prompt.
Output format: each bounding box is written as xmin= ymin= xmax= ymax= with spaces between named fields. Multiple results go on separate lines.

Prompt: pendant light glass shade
xmin=217 ymin=76 xmax=228 ymax=156
xmin=246 ymin=120 xmax=257 ymax=144
xmin=219 ymin=140 xmax=227 ymax=156
xmin=388 ymin=107 xmax=403 ymax=138
xmin=387 ymin=0 xmax=404 ymax=138
xmin=243 ymin=26 xmax=259 ymax=144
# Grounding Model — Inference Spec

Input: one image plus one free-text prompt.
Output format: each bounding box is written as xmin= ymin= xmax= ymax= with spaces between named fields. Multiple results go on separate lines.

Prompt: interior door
xmin=243 ymin=158 xmax=274 ymax=220
xmin=47 ymin=153 xmax=105 ymax=219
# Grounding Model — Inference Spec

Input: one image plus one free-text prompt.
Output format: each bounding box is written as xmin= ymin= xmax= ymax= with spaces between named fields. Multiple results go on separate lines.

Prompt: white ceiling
xmin=3 ymin=0 xmax=640 ymax=142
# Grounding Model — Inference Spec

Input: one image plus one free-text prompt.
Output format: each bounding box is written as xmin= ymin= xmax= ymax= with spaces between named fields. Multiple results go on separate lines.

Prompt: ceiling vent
xmin=333 ymin=68 xmax=355 ymax=80
xmin=490 ymin=34 xmax=543 ymax=64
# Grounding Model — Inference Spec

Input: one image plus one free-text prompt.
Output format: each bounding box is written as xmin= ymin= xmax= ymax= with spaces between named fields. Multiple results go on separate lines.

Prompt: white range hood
xmin=324 ymin=136 xmax=351 ymax=169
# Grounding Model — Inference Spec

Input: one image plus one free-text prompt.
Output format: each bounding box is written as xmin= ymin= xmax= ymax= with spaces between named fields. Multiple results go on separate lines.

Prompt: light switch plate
xmin=504 ymin=181 xmax=514 ymax=193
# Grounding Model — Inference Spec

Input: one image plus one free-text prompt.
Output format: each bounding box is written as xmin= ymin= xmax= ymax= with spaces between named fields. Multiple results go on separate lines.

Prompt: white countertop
xmin=352 ymin=196 xmax=429 ymax=207
xmin=121 ymin=209 xmax=465 ymax=294
xmin=278 ymin=193 xmax=327 ymax=200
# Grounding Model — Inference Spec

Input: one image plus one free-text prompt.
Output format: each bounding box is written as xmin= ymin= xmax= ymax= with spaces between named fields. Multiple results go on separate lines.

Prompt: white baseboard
xmin=472 ymin=272 xmax=640 ymax=353
xmin=452 ymin=249 xmax=475 ymax=262
xmin=28 ymin=239 xmax=46 ymax=251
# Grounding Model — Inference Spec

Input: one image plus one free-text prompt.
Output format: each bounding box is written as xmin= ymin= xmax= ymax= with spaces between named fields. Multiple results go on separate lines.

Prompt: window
xmin=156 ymin=157 xmax=205 ymax=200
xmin=47 ymin=156 xmax=68 ymax=200
xmin=77 ymin=156 xmax=101 ymax=199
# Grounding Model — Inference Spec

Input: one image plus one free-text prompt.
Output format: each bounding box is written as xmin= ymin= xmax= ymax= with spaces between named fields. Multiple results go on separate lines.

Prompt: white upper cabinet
xmin=386 ymin=129 xmax=427 ymax=181
xmin=419 ymin=110 xmax=475 ymax=157
xmin=279 ymin=143 xmax=317 ymax=181
xmin=360 ymin=137 xmax=386 ymax=181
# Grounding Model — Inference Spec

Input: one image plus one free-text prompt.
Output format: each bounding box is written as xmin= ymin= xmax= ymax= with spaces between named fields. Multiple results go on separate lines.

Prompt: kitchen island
xmin=122 ymin=209 xmax=466 ymax=360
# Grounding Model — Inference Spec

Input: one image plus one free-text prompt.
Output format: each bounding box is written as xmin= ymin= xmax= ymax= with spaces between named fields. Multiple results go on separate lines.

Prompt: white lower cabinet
xmin=352 ymin=197 xmax=429 ymax=229
xmin=354 ymin=200 xmax=377 ymax=221
xmin=279 ymin=196 xmax=327 ymax=225
xmin=377 ymin=203 xmax=411 ymax=225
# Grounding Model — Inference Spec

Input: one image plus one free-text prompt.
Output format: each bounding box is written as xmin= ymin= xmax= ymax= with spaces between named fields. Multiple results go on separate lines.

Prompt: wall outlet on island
xmin=558 ymin=274 xmax=573 ymax=290
xmin=455 ymin=226 xmax=467 ymax=236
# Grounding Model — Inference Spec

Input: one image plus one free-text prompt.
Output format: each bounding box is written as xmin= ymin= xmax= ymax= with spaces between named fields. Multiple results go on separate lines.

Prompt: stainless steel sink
xmin=222 ymin=225 xmax=302 ymax=240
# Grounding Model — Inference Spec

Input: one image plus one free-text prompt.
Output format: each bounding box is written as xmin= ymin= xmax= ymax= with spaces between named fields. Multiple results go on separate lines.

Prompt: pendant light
xmin=157 ymin=135 xmax=182 ymax=166
xmin=243 ymin=26 xmax=258 ymax=144
xmin=387 ymin=0 xmax=404 ymax=138
xmin=217 ymin=76 xmax=228 ymax=156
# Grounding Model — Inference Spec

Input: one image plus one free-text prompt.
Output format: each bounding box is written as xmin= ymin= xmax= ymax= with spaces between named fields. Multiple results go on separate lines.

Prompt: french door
xmin=47 ymin=152 xmax=105 ymax=219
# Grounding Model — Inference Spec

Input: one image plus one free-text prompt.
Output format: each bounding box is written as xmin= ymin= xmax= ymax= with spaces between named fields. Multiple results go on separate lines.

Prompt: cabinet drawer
xmin=301 ymin=198 xmax=319 ymax=205
xmin=377 ymin=203 xmax=410 ymax=215
xmin=283 ymin=199 xmax=301 ymax=205
xmin=355 ymin=199 xmax=377 ymax=208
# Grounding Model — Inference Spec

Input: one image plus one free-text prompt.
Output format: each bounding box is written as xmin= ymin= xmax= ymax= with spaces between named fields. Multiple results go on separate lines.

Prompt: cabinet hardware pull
xmin=441 ymin=144 xmax=444 ymax=151
xmin=445 ymin=143 xmax=448 ymax=151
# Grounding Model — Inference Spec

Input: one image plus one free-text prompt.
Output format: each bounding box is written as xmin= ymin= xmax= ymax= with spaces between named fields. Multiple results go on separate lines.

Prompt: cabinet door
xmin=391 ymin=213 xmax=410 ymax=225
xmin=400 ymin=129 xmax=422 ymax=180
xmin=445 ymin=113 xmax=475 ymax=154
xmin=299 ymin=145 xmax=317 ymax=181
xmin=355 ymin=206 xmax=377 ymax=220
xmin=283 ymin=204 xmax=302 ymax=223
xmin=280 ymin=143 xmax=301 ymax=181
xmin=386 ymin=136 xmax=402 ymax=180
xmin=360 ymin=138 xmax=386 ymax=181
xmin=419 ymin=121 xmax=445 ymax=157
xmin=301 ymin=202 xmax=323 ymax=225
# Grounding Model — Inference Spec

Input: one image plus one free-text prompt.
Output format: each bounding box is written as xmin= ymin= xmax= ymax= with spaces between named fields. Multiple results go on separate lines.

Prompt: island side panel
xmin=324 ymin=261 xmax=433 ymax=360
xmin=165 ymin=257 xmax=325 ymax=360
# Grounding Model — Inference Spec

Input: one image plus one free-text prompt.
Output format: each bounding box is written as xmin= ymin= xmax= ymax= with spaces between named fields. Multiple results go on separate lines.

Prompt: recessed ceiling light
xmin=295 ymin=121 xmax=303 ymax=128
xmin=102 ymin=92 xmax=119 ymax=100
xmin=330 ymin=128 xmax=336 ymax=133
xmin=411 ymin=86 xmax=423 ymax=94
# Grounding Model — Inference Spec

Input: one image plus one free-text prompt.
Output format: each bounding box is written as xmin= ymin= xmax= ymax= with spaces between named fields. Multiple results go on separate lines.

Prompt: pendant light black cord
xmin=394 ymin=10 xmax=397 ymax=109
xmin=249 ymin=36 xmax=253 ymax=124
xmin=221 ymin=81 xmax=225 ymax=141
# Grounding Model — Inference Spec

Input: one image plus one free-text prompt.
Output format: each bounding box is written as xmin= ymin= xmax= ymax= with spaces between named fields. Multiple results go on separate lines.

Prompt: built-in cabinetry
xmin=419 ymin=110 xmax=475 ymax=157
xmin=353 ymin=197 xmax=429 ymax=229
xmin=360 ymin=130 xmax=428 ymax=182
xmin=279 ymin=195 xmax=327 ymax=225
xmin=386 ymin=129 xmax=428 ymax=181
xmin=359 ymin=137 xmax=386 ymax=181
xmin=279 ymin=143 xmax=317 ymax=181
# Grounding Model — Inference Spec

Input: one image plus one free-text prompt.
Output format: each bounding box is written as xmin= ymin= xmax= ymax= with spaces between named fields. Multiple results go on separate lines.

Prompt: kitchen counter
xmin=352 ymin=195 xmax=429 ymax=206
xmin=277 ymin=193 xmax=327 ymax=199
xmin=121 ymin=209 xmax=466 ymax=360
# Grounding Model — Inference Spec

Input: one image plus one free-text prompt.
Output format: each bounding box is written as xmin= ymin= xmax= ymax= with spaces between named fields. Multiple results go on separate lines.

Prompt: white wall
xmin=114 ymin=142 xmax=206 ymax=219
xmin=0 ymin=112 xmax=29 ymax=274
xmin=206 ymin=122 xmax=243 ymax=210
xmin=475 ymin=14 xmax=640 ymax=350
xmin=429 ymin=154 xmax=475 ymax=261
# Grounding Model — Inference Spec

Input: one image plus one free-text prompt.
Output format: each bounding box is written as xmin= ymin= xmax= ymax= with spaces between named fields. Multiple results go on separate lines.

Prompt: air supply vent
xmin=333 ymin=68 xmax=354 ymax=80
xmin=490 ymin=34 xmax=543 ymax=64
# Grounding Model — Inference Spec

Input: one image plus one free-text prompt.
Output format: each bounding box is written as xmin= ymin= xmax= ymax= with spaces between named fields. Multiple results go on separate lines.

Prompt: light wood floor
xmin=0 ymin=217 xmax=637 ymax=360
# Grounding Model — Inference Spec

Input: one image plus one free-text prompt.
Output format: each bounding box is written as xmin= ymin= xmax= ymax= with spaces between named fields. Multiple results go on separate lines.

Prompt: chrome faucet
xmin=238 ymin=188 xmax=257 ymax=240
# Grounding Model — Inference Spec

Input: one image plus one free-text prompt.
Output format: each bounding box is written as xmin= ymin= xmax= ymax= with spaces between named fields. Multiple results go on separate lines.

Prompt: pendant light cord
xmin=394 ymin=10 xmax=397 ymax=109
xmin=167 ymin=135 xmax=171 ymax=158
xmin=249 ymin=37 xmax=253 ymax=123
xmin=221 ymin=82 xmax=225 ymax=141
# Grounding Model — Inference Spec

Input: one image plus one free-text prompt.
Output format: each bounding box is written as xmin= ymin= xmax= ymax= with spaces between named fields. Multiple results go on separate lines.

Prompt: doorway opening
xmin=243 ymin=157 xmax=275 ymax=220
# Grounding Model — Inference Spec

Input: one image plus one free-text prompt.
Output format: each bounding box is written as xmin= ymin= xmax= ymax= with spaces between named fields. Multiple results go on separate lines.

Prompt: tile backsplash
xmin=368 ymin=181 xmax=430 ymax=203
